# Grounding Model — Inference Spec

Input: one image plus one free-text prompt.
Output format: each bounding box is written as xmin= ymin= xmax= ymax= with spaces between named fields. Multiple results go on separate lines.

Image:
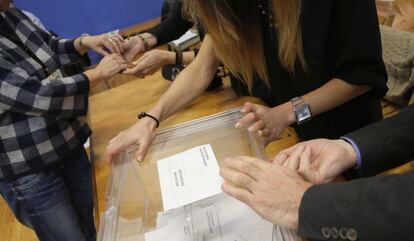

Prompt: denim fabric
xmin=0 ymin=148 xmax=96 ymax=241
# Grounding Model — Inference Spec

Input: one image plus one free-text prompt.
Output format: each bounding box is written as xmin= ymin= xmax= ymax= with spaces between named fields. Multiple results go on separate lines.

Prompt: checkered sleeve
xmin=31 ymin=24 xmax=85 ymax=65
xmin=49 ymin=37 xmax=84 ymax=65
xmin=0 ymin=57 xmax=89 ymax=118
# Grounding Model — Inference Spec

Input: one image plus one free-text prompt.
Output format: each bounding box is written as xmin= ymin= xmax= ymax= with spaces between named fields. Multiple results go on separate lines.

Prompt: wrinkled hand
xmin=122 ymin=35 xmax=146 ymax=62
xmin=123 ymin=49 xmax=172 ymax=77
xmin=94 ymin=54 xmax=128 ymax=79
xmin=82 ymin=33 xmax=125 ymax=55
xmin=272 ymin=139 xmax=357 ymax=184
xmin=235 ymin=102 xmax=294 ymax=144
xmin=106 ymin=118 xmax=157 ymax=163
xmin=220 ymin=156 xmax=313 ymax=230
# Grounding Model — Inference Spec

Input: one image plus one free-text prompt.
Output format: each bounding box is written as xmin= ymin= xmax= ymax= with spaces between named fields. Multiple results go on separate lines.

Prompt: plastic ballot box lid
xmin=98 ymin=108 xmax=299 ymax=241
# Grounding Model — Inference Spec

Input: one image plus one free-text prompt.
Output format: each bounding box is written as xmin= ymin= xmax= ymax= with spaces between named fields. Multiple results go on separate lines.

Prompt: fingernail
xmin=235 ymin=123 xmax=240 ymax=128
xmin=136 ymin=155 xmax=143 ymax=162
xmin=248 ymin=127 xmax=253 ymax=133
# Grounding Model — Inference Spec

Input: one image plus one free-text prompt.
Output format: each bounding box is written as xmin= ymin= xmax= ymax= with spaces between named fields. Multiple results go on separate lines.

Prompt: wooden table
xmin=89 ymin=71 xmax=299 ymax=227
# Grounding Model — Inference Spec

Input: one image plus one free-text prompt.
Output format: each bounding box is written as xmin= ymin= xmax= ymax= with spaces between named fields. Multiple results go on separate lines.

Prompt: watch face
xmin=296 ymin=104 xmax=311 ymax=123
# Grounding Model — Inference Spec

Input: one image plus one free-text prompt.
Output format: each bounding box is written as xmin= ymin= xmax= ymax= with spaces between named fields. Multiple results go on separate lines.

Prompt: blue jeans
xmin=0 ymin=148 xmax=96 ymax=241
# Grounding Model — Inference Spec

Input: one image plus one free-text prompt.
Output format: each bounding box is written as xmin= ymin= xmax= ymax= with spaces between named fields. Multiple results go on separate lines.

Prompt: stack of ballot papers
xmin=145 ymin=144 xmax=299 ymax=241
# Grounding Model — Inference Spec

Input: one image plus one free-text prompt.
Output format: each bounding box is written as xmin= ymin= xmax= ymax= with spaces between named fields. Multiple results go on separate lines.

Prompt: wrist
xmin=336 ymin=139 xmax=358 ymax=168
xmin=278 ymin=102 xmax=296 ymax=126
xmin=288 ymin=181 xmax=313 ymax=230
xmin=84 ymin=68 xmax=104 ymax=88
xmin=162 ymin=51 xmax=176 ymax=65
xmin=140 ymin=33 xmax=157 ymax=49
xmin=140 ymin=112 xmax=160 ymax=130
xmin=145 ymin=107 xmax=163 ymax=130
xmin=79 ymin=34 xmax=92 ymax=49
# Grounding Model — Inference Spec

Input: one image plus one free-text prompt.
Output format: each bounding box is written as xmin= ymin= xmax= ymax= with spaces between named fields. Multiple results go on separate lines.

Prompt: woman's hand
xmin=84 ymin=54 xmax=127 ymax=88
xmin=123 ymin=49 xmax=174 ymax=78
xmin=121 ymin=35 xmax=145 ymax=62
xmin=272 ymin=139 xmax=357 ymax=184
xmin=81 ymin=33 xmax=125 ymax=56
xmin=235 ymin=102 xmax=295 ymax=144
xmin=106 ymin=117 xmax=158 ymax=163
xmin=122 ymin=33 xmax=158 ymax=62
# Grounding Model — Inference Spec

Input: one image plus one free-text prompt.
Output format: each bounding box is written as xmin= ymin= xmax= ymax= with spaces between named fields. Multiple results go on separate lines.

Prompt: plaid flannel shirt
xmin=0 ymin=6 xmax=91 ymax=180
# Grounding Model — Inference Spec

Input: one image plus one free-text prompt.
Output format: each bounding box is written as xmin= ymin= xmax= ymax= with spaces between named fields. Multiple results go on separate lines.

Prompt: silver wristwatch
xmin=291 ymin=97 xmax=312 ymax=125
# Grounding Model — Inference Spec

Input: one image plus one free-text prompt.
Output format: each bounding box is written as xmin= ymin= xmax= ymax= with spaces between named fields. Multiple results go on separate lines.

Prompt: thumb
xmin=135 ymin=135 xmax=154 ymax=162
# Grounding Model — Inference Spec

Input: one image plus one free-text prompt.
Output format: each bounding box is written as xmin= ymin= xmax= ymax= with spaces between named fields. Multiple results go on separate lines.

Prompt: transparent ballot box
xmin=98 ymin=108 xmax=299 ymax=241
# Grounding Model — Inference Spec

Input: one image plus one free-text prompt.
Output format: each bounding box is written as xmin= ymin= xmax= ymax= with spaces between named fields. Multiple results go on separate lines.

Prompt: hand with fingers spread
xmin=235 ymin=102 xmax=295 ymax=144
xmin=272 ymin=139 xmax=357 ymax=184
xmin=84 ymin=54 xmax=128 ymax=88
xmin=80 ymin=33 xmax=125 ymax=56
xmin=123 ymin=49 xmax=174 ymax=78
xmin=220 ymin=156 xmax=313 ymax=230
xmin=106 ymin=116 xmax=157 ymax=163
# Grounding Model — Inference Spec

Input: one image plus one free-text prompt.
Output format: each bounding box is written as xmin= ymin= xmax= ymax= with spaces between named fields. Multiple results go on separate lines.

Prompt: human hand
xmin=123 ymin=49 xmax=174 ymax=77
xmin=106 ymin=117 xmax=158 ymax=163
xmin=85 ymin=54 xmax=127 ymax=88
xmin=81 ymin=33 xmax=125 ymax=55
xmin=220 ymin=156 xmax=313 ymax=230
xmin=122 ymin=35 xmax=146 ymax=62
xmin=272 ymin=139 xmax=357 ymax=184
xmin=94 ymin=54 xmax=127 ymax=79
xmin=235 ymin=102 xmax=295 ymax=144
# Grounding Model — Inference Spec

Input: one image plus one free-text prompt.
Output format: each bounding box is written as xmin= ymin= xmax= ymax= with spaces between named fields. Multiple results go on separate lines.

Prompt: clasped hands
xmin=80 ymin=33 xmax=159 ymax=77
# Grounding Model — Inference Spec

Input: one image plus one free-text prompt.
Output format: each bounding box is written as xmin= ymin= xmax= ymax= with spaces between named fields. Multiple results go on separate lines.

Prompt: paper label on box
xmin=157 ymin=144 xmax=223 ymax=211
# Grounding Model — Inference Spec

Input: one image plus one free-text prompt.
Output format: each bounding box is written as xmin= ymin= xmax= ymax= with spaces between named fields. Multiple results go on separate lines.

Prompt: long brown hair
xmin=184 ymin=0 xmax=305 ymax=90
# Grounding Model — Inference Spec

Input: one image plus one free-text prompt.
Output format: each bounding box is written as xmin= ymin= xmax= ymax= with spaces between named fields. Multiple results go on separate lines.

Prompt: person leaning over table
xmin=106 ymin=0 xmax=388 ymax=162
xmin=0 ymin=2 xmax=127 ymax=241
xmin=220 ymin=104 xmax=414 ymax=241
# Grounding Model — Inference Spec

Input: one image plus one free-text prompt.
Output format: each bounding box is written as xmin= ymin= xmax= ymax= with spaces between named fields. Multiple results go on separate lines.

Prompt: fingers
xmin=95 ymin=46 xmax=110 ymax=56
xmin=104 ymin=54 xmax=128 ymax=74
xmin=103 ymin=34 xmax=124 ymax=55
xmin=247 ymin=120 xmax=265 ymax=133
xmin=223 ymin=156 xmax=262 ymax=179
xmin=123 ymin=65 xmax=147 ymax=77
xmin=241 ymin=102 xmax=259 ymax=114
xmin=122 ymin=55 xmax=152 ymax=77
xmin=221 ymin=182 xmax=253 ymax=205
xmin=258 ymin=128 xmax=270 ymax=137
xmin=106 ymin=135 xmax=125 ymax=163
xmin=272 ymin=152 xmax=288 ymax=165
xmin=276 ymin=143 xmax=306 ymax=161
xmin=111 ymin=33 xmax=125 ymax=46
xmin=235 ymin=112 xmax=256 ymax=128
xmin=135 ymin=133 xmax=154 ymax=162
xmin=297 ymin=146 xmax=312 ymax=178
xmin=220 ymin=166 xmax=256 ymax=191
xmin=284 ymin=145 xmax=305 ymax=169
xmin=111 ymin=34 xmax=125 ymax=53
xmin=224 ymin=156 xmax=269 ymax=173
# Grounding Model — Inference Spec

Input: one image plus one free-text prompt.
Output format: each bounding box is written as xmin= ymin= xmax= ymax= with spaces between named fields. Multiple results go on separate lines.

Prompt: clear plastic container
xmin=98 ymin=108 xmax=299 ymax=241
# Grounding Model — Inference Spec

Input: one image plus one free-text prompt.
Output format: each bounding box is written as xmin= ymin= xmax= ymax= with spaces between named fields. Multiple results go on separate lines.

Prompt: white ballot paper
xmin=144 ymin=193 xmax=296 ymax=241
xmin=157 ymin=144 xmax=223 ymax=211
